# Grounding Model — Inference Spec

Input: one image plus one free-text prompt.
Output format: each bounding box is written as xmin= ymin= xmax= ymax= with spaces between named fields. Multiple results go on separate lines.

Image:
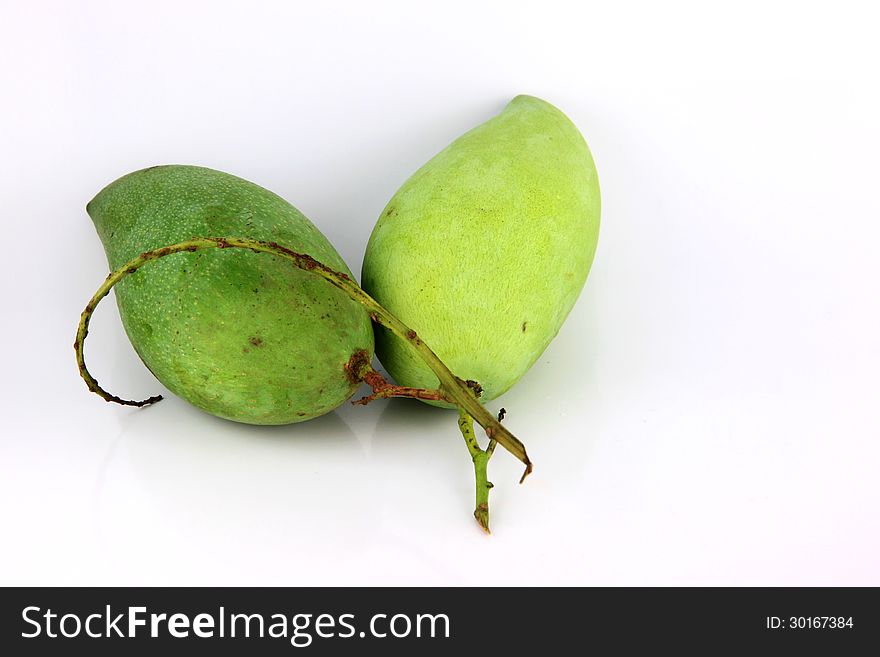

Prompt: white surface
xmin=1 ymin=1 xmax=878 ymax=586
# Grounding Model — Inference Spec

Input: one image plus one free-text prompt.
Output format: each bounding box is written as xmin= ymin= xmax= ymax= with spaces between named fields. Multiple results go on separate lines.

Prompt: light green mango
xmin=362 ymin=95 xmax=600 ymax=402
xmin=88 ymin=165 xmax=374 ymax=424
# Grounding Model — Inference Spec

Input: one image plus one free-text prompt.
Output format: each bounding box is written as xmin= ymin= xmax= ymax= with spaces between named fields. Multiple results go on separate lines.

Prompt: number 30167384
xmin=766 ymin=617 xmax=854 ymax=629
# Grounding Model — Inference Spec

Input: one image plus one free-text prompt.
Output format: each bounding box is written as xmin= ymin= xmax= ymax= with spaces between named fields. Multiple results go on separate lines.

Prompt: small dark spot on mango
xmin=522 ymin=321 xmax=527 ymax=333
xmin=406 ymin=330 xmax=417 ymax=340
xmin=344 ymin=349 xmax=371 ymax=384
xmin=248 ymin=336 xmax=263 ymax=347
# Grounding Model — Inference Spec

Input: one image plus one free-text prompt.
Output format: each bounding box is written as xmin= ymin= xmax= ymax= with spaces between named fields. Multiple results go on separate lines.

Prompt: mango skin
xmin=88 ymin=165 xmax=374 ymax=424
xmin=362 ymin=95 xmax=600 ymax=402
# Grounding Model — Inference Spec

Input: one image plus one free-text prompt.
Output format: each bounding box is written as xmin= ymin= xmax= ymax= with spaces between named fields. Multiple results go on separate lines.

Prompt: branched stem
xmin=75 ymin=237 xmax=532 ymax=479
xmin=458 ymin=410 xmax=493 ymax=533
xmin=348 ymin=363 xmax=453 ymax=406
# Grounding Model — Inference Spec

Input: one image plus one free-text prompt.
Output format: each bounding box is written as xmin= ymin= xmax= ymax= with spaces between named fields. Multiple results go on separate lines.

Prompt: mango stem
xmin=458 ymin=410 xmax=493 ymax=533
xmin=347 ymin=362 xmax=453 ymax=405
xmin=75 ymin=237 xmax=532 ymax=479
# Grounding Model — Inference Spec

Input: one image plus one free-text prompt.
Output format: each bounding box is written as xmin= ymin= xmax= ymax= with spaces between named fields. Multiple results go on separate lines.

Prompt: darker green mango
xmin=88 ymin=165 xmax=374 ymax=424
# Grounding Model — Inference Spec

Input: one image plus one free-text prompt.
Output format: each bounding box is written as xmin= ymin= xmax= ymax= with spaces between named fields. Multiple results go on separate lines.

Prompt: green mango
xmin=88 ymin=165 xmax=374 ymax=424
xmin=362 ymin=95 xmax=600 ymax=402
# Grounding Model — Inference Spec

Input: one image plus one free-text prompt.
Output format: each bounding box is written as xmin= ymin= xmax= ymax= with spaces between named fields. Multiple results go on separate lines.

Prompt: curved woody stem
xmin=75 ymin=237 xmax=532 ymax=481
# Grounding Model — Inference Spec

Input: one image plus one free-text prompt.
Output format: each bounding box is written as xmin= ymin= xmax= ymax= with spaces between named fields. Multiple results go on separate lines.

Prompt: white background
xmin=1 ymin=1 xmax=878 ymax=586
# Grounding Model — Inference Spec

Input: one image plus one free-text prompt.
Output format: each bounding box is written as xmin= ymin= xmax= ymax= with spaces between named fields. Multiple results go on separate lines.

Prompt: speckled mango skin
xmin=88 ymin=165 xmax=374 ymax=424
xmin=362 ymin=95 xmax=600 ymax=402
